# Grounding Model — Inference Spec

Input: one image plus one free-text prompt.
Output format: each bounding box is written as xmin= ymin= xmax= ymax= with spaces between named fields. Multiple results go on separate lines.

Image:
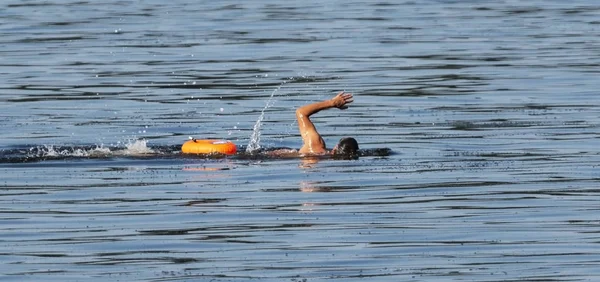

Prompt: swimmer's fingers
xmin=339 ymin=100 xmax=352 ymax=110
xmin=335 ymin=91 xmax=351 ymax=97
xmin=332 ymin=91 xmax=354 ymax=109
xmin=341 ymin=93 xmax=353 ymax=106
xmin=344 ymin=95 xmax=354 ymax=104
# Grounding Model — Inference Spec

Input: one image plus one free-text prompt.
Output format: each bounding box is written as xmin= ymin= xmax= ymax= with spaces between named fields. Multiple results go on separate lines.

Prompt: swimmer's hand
xmin=331 ymin=91 xmax=353 ymax=110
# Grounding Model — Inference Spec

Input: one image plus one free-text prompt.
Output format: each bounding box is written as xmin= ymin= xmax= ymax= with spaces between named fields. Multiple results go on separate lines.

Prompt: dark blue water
xmin=1 ymin=1 xmax=599 ymax=281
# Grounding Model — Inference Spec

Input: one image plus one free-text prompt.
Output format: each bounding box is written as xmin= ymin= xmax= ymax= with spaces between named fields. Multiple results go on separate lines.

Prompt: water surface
xmin=1 ymin=1 xmax=599 ymax=281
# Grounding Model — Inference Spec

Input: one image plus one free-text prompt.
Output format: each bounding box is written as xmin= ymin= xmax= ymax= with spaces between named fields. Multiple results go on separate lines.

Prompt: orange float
xmin=181 ymin=139 xmax=237 ymax=155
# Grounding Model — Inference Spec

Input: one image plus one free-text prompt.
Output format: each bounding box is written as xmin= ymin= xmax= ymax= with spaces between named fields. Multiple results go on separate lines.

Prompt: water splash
xmin=13 ymin=139 xmax=154 ymax=161
xmin=122 ymin=139 xmax=155 ymax=155
xmin=31 ymin=144 xmax=111 ymax=158
xmin=246 ymin=81 xmax=287 ymax=153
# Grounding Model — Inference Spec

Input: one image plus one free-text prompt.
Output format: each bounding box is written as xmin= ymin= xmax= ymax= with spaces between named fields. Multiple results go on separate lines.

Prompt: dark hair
xmin=334 ymin=137 xmax=359 ymax=158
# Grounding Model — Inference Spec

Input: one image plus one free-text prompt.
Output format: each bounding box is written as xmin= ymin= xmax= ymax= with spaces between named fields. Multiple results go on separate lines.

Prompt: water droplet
xmin=246 ymin=79 xmax=289 ymax=153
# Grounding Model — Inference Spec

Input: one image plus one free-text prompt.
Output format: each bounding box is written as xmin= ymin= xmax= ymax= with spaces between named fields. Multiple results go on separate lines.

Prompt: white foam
xmin=32 ymin=144 xmax=111 ymax=158
xmin=27 ymin=139 xmax=155 ymax=159
xmin=122 ymin=139 xmax=155 ymax=155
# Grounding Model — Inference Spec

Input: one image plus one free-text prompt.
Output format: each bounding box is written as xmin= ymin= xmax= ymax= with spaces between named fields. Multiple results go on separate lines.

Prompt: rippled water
xmin=1 ymin=1 xmax=599 ymax=281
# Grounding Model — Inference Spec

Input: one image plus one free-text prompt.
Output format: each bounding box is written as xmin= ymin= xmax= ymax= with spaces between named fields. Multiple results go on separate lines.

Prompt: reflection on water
xmin=299 ymin=181 xmax=337 ymax=193
xmin=1 ymin=0 xmax=600 ymax=281
xmin=299 ymin=156 xmax=321 ymax=169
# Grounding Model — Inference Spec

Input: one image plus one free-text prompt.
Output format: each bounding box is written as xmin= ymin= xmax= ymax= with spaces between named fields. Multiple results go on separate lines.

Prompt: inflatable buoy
xmin=181 ymin=139 xmax=237 ymax=155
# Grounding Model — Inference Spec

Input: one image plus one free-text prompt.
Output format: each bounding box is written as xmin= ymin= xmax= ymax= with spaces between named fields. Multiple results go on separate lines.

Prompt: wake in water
xmin=0 ymin=139 xmax=392 ymax=164
xmin=0 ymin=139 xmax=169 ymax=163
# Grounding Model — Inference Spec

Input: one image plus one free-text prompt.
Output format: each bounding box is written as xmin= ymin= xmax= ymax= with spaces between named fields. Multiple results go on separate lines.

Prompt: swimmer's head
xmin=332 ymin=137 xmax=359 ymax=159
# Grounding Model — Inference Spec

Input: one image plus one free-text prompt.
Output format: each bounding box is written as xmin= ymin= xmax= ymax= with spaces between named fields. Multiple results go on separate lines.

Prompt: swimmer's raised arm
xmin=296 ymin=92 xmax=354 ymax=118
xmin=296 ymin=92 xmax=353 ymax=155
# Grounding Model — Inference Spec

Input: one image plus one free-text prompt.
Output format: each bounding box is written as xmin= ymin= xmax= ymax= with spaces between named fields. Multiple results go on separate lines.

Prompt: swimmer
xmin=266 ymin=91 xmax=359 ymax=159
xmin=296 ymin=91 xmax=359 ymax=157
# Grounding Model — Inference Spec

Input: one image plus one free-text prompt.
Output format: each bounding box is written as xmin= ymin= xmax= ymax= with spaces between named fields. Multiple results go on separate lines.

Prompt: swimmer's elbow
xmin=296 ymin=108 xmax=306 ymax=119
